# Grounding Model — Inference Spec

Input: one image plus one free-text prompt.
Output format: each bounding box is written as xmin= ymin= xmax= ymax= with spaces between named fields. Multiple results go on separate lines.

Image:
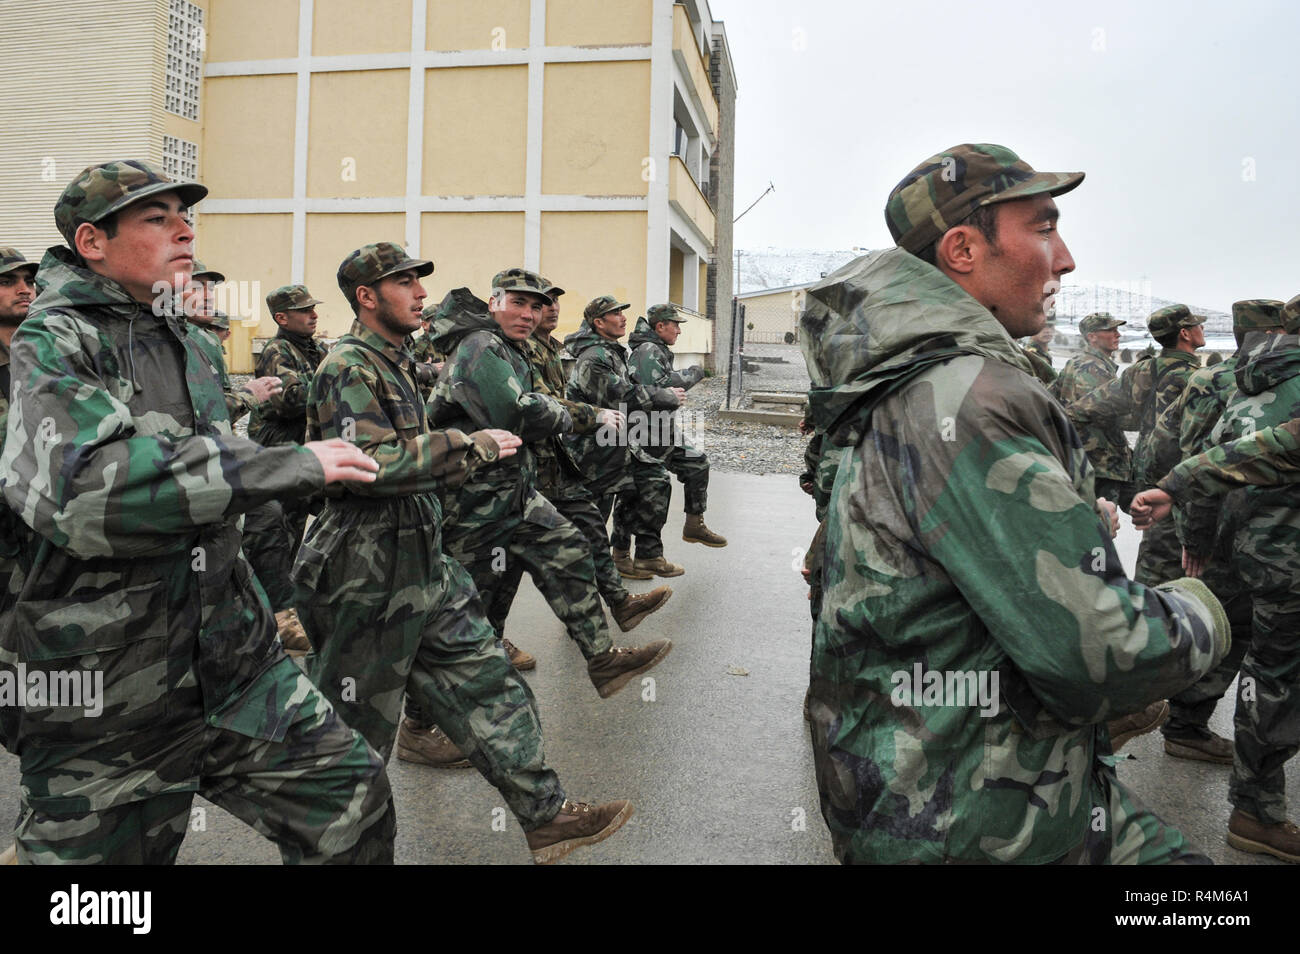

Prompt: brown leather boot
xmin=526 ymin=799 xmax=633 ymax=865
xmin=613 ymin=547 xmax=653 ymax=580
xmin=1107 ymin=700 xmax=1169 ymax=751
xmin=275 ymin=608 xmax=311 ymax=656
xmin=1163 ymin=730 xmax=1233 ymax=765
xmin=587 ymin=639 xmax=673 ymax=698
xmin=611 ymin=586 xmax=672 ymax=633
xmin=683 ymin=513 xmax=727 ymax=547
xmin=1227 ymin=809 xmax=1300 ymax=863
xmin=502 ymin=637 xmax=536 ymax=671
xmin=395 ymin=719 xmax=472 ymax=769
xmin=632 ymin=555 xmax=684 ymax=578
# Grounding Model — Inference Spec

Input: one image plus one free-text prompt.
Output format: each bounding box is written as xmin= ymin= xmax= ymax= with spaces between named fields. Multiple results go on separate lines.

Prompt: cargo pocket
xmin=13 ymin=580 xmax=170 ymax=743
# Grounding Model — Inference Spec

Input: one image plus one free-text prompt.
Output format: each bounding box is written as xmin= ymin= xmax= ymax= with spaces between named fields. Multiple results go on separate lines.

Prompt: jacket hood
xmin=799 ymin=247 xmax=1035 ymax=447
xmin=564 ymin=320 xmax=622 ymax=359
xmin=627 ymin=316 xmax=662 ymax=351
xmin=1235 ymin=332 xmax=1300 ymax=396
xmin=29 ymin=245 xmax=140 ymax=319
xmin=430 ymin=287 xmax=494 ymax=353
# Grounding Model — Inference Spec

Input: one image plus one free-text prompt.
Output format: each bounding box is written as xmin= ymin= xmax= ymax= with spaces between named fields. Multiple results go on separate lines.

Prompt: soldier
xmin=1068 ymin=304 xmax=1205 ymax=583
xmin=1152 ymin=300 xmax=1286 ymax=764
xmin=1052 ymin=312 xmax=1132 ymax=509
xmin=0 ymin=159 xmax=395 ymax=863
xmin=622 ymin=303 xmax=727 ymax=549
xmin=292 ymin=243 xmax=633 ymax=863
xmin=1020 ymin=321 xmax=1057 ymax=385
xmin=0 ymin=248 xmax=38 ymax=430
xmin=425 ymin=270 xmax=670 ymax=700
xmin=804 ymin=143 xmax=1229 ymax=864
xmin=479 ymin=278 xmax=673 ymax=671
xmin=567 ymin=296 xmax=686 ymax=579
xmin=411 ymin=305 xmax=441 ymax=367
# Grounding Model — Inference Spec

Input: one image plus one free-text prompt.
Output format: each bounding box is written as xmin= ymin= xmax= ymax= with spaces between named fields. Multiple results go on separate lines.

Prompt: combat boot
xmin=1227 ymin=809 xmax=1300 ymax=863
xmin=526 ymin=798 xmax=633 ymax=865
xmin=395 ymin=719 xmax=472 ymax=769
xmin=1163 ymin=730 xmax=1234 ymax=765
xmin=1107 ymin=699 xmax=1169 ymax=751
xmin=502 ymin=637 xmax=536 ymax=671
xmin=611 ymin=586 xmax=672 ymax=632
xmin=683 ymin=513 xmax=727 ymax=547
xmin=632 ymin=555 xmax=684 ymax=578
xmin=274 ymin=608 xmax=311 ymax=657
xmin=587 ymin=639 xmax=673 ymax=698
xmin=613 ymin=547 xmax=653 ymax=580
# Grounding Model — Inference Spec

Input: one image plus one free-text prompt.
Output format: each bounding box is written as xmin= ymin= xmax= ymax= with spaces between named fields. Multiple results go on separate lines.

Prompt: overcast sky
xmin=709 ymin=0 xmax=1299 ymax=312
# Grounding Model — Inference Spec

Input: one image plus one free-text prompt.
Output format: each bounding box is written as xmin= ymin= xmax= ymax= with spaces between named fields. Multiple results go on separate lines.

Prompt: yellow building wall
xmin=424 ymin=66 xmax=527 ymax=195
xmin=313 ymin=0 xmax=411 ymax=56
xmin=427 ymin=0 xmax=529 ymax=50
xmin=542 ymin=61 xmax=650 ymax=196
xmin=674 ymin=313 xmax=712 ymax=356
xmin=206 ymin=0 xmax=298 ymax=62
xmin=539 ymin=211 xmax=647 ymax=339
xmin=304 ymin=213 xmax=408 ymax=337
xmin=420 ymin=212 xmax=526 ymax=303
xmin=308 ymin=70 xmax=409 ymax=197
xmin=668 ymin=247 xmax=683 ymax=305
xmin=698 ymin=261 xmax=708 ymax=314
xmin=546 ymin=0 xmax=652 ymax=46
xmin=203 ymin=75 xmax=296 ymax=198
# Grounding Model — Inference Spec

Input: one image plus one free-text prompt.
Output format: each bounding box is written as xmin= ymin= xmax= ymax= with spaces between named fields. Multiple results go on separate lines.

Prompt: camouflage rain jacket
xmin=1160 ymin=416 xmax=1300 ymax=503
xmin=0 ymin=248 xmax=325 ymax=809
xmin=248 ymin=328 xmax=328 ymax=446
xmin=1051 ymin=343 xmax=1130 ymax=481
xmin=626 ymin=316 xmax=705 ymax=459
xmin=524 ymin=330 xmax=600 ymax=493
xmin=427 ymin=289 xmax=572 ymax=529
xmin=802 ymin=248 xmax=1228 ymax=864
xmin=564 ymin=321 xmax=680 ymax=499
xmin=190 ymin=322 xmax=258 ymax=424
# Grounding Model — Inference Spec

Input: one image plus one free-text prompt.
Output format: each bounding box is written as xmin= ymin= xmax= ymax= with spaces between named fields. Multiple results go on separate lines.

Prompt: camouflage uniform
xmin=1021 ymin=337 xmax=1056 ymax=385
xmin=427 ymin=281 xmax=614 ymax=663
xmin=248 ymin=295 xmax=327 ymax=448
xmin=1160 ymin=417 xmax=1300 ymax=503
xmin=0 ymin=164 xmax=393 ymax=864
xmin=1052 ymin=314 xmax=1132 ymax=507
xmin=565 ymin=305 xmax=681 ymax=560
xmin=292 ymin=245 xmax=567 ymax=829
xmin=805 ymin=146 xmax=1227 ymax=865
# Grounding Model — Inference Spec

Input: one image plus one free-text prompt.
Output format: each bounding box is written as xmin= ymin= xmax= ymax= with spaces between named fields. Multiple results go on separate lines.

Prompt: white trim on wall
xmin=201 ymin=195 xmax=650 ymax=215
xmin=291 ymin=0 xmax=313 ymax=282
xmin=668 ymin=203 xmax=712 ymax=258
xmin=644 ymin=0 xmax=675 ymax=308
xmin=405 ymin=0 xmax=427 ymax=254
xmin=523 ymin=0 xmax=546 ymax=270
xmin=204 ymin=46 xmax=650 ymax=77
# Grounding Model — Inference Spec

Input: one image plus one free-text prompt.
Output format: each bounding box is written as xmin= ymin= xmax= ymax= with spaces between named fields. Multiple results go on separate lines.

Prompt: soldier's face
xmin=277 ymin=307 xmax=317 ymax=336
xmin=85 ymin=194 xmax=195 ymax=306
xmin=1087 ymin=329 xmax=1120 ymax=355
xmin=182 ymin=280 xmax=216 ymax=319
xmin=372 ymin=271 xmax=427 ymax=339
xmin=490 ymin=291 xmax=545 ymax=341
xmin=536 ymin=301 xmax=559 ymax=335
xmin=593 ymin=308 xmax=627 ymax=340
xmin=0 ymin=269 xmax=37 ymax=324
xmin=1183 ymin=325 xmax=1206 ymax=349
xmin=655 ymin=320 xmax=681 ymax=346
xmin=965 ymin=196 xmax=1075 ymax=339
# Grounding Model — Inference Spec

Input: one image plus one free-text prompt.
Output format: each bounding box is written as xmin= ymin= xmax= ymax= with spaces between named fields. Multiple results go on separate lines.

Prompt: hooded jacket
xmin=0 ymin=247 xmax=324 ymax=808
xmin=249 ymin=327 xmax=328 ymax=446
xmin=626 ymin=316 xmax=705 ymax=459
xmin=802 ymin=247 xmax=1228 ymax=864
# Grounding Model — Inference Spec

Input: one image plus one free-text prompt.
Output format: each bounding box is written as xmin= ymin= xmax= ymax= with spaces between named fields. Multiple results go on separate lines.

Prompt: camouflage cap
xmin=1147 ymin=304 xmax=1205 ymax=338
xmin=491 ymin=267 xmax=553 ymax=303
xmin=0 ymin=247 xmax=37 ymax=278
xmin=584 ymin=294 xmax=630 ymax=322
xmin=885 ymin=143 xmax=1084 ymax=255
xmin=191 ymin=259 xmax=225 ymax=284
xmin=1231 ymin=299 xmax=1284 ymax=332
xmin=266 ymin=284 xmax=323 ymax=316
xmin=647 ymin=303 xmax=684 ymax=325
xmin=538 ymin=276 xmax=565 ymax=299
xmin=54 ymin=159 xmax=208 ymax=247
xmin=190 ymin=310 xmax=231 ymax=332
xmin=337 ymin=241 xmax=433 ymax=306
xmin=1283 ymin=294 xmax=1300 ymax=334
xmin=1079 ymin=312 xmax=1125 ymax=334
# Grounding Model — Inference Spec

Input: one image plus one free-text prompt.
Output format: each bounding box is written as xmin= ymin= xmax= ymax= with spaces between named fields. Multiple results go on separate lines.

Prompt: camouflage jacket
xmin=800 ymin=248 xmax=1227 ymax=865
xmin=427 ymin=289 xmax=572 ymax=529
xmin=291 ymin=319 xmax=496 ymax=589
xmin=0 ymin=248 xmax=325 ymax=805
xmin=411 ymin=329 xmax=442 ymax=364
xmin=0 ymin=339 xmax=9 ymax=441
xmin=1020 ymin=340 xmax=1056 ymax=385
xmin=1163 ymin=356 xmax=1240 ymax=555
xmin=1160 ymin=416 xmax=1300 ymax=503
xmin=626 ymin=316 xmax=705 ymax=458
xmin=525 ymin=330 xmax=599 ymax=492
xmin=189 ymin=322 xmax=258 ymax=425
xmin=564 ymin=322 xmax=680 ymax=498
xmin=248 ymin=328 xmax=328 ymax=446
xmin=1051 ymin=344 xmax=1130 ymax=480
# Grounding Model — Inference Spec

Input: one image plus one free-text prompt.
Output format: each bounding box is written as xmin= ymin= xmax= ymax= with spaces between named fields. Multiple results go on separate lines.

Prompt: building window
xmin=163 ymin=135 xmax=198 ymax=182
xmin=166 ymin=0 xmax=204 ymax=121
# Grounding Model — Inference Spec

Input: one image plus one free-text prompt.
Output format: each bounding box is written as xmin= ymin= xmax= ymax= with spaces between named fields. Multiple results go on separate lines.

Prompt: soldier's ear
xmin=935 ymin=226 xmax=977 ymax=276
xmin=354 ymin=284 xmax=378 ymax=311
xmin=74 ymin=222 xmax=108 ymax=262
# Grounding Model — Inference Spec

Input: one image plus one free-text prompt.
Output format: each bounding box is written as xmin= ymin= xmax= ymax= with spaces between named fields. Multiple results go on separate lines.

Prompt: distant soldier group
xmin=0 ymin=159 xmax=727 ymax=865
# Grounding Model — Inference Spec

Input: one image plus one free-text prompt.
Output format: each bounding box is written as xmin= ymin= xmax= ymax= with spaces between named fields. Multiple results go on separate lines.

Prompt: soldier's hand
xmin=1096 ymin=497 xmax=1119 ymax=538
xmin=242 ymin=376 xmax=283 ymax=404
xmin=670 ymin=387 xmax=688 ymax=406
xmin=1182 ymin=548 xmax=1207 ymax=579
xmin=306 ymin=438 xmax=379 ymax=484
xmin=1129 ymin=488 xmax=1172 ymax=529
xmin=480 ymin=428 xmax=522 ymax=461
xmin=598 ymin=408 xmax=625 ymax=430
